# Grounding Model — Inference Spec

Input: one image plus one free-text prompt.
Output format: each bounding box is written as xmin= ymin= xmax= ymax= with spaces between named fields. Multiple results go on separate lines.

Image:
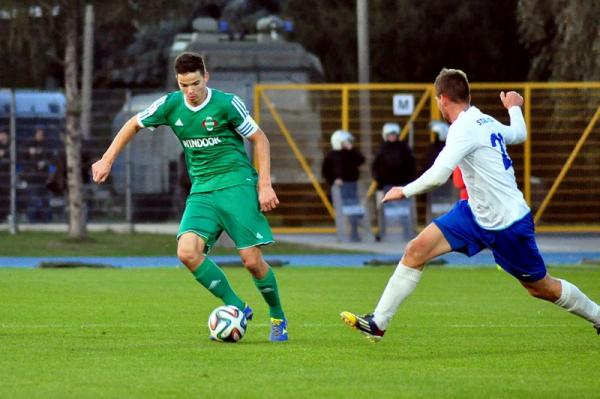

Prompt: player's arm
xmin=92 ymin=116 xmax=141 ymax=184
xmin=247 ymin=129 xmax=279 ymax=212
xmin=382 ymin=163 xmax=453 ymax=203
xmin=229 ymin=94 xmax=279 ymax=212
xmin=383 ymin=124 xmax=473 ymax=203
xmin=93 ymin=94 xmax=167 ymax=184
xmin=499 ymin=91 xmax=527 ymax=144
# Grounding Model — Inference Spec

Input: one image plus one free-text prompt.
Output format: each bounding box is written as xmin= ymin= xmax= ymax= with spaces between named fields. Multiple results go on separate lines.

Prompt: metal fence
xmin=1 ymin=83 xmax=599 ymax=233
xmin=0 ymin=88 xmax=183 ymax=230
xmin=255 ymin=82 xmax=600 ymax=233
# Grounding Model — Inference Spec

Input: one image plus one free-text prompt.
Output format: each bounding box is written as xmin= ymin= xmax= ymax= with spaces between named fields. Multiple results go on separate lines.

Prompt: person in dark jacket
xmin=372 ymin=123 xmax=417 ymax=241
xmin=21 ymin=127 xmax=52 ymax=222
xmin=322 ymin=129 xmax=365 ymax=241
xmin=372 ymin=122 xmax=416 ymax=189
xmin=321 ymin=129 xmax=365 ymax=189
xmin=0 ymin=130 xmax=10 ymax=221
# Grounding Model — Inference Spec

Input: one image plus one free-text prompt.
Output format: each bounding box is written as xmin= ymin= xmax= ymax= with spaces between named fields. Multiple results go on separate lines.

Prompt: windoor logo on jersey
xmin=182 ymin=137 xmax=222 ymax=148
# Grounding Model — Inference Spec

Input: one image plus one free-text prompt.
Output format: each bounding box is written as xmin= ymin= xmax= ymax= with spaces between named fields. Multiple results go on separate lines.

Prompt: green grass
xmin=0 ymin=232 xmax=360 ymax=256
xmin=1 ymin=266 xmax=599 ymax=398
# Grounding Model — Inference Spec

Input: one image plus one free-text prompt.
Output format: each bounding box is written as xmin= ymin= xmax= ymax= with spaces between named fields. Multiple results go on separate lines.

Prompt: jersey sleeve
xmin=499 ymin=106 xmax=527 ymax=145
xmin=433 ymin=123 xmax=478 ymax=171
xmin=136 ymin=95 xmax=168 ymax=129
xmin=402 ymin=163 xmax=453 ymax=198
xmin=402 ymin=126 xmax=474 ymax=198
xmin=228 ymin=95 xmax=259 ymax=138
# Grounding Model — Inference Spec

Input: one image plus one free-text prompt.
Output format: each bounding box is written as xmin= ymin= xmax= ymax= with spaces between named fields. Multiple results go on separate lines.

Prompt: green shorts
xmin=177 ymin=184 xmax=274 ymax=253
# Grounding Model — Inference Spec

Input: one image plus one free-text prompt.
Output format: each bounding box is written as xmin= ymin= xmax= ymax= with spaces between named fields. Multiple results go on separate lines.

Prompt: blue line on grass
xmin=0 ymin=251 xmax=599 ymax=268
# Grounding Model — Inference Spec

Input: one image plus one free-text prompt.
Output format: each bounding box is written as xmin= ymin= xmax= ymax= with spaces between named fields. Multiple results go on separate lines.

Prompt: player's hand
xmin=91 ymin=158 xmax=112 ymax=184
xmin=381 ymin=186 xmax=406 ymax=203
xmin=500 ymin=91 xmax=523 ymax=109
xmin=258 ymin=184 xmax=279 ymax=212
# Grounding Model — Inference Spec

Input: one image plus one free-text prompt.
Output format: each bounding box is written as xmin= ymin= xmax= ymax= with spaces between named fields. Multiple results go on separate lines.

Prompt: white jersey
xmin=433 ymin=106 xmax=529 ymax=230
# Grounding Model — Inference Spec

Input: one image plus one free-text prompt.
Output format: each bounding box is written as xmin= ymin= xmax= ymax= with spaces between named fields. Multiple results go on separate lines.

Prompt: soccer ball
xmin=208 ymin=305 xmax=247 ymax=343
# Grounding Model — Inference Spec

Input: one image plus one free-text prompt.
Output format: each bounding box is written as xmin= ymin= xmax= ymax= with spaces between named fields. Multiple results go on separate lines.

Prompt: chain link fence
xmin=0 ymin=88 xmax=185 ymax=230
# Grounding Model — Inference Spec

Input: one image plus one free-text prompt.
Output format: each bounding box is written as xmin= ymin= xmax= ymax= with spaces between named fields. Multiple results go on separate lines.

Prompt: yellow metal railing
xmin=258 ymin=90 xmax=335 ymax=219
xmin=534 ymin=105 xmax=600 ymax=224
xmin=255 ymin=82 xmax=600 ymax=233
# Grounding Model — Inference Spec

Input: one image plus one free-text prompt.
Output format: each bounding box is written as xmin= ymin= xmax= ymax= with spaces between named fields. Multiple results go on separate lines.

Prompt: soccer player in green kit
xmin=91 ymin=52 xmax=288 ymax=342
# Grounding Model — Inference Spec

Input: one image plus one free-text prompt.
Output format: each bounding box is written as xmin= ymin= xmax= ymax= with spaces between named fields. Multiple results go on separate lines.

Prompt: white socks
xmin=373 ymin=263 xmax=422 ymax=330
xmin=554 ymin=279 xmax=600 ymax=327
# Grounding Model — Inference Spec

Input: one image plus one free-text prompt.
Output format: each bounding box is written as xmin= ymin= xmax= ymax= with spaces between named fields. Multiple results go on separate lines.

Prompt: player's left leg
xmin=239 ymin=246 xmax=288 ymax=341
xmin=216 ymin=184 xmax=287 ymax=341
xmin=521 ymin=275 xmax=600 ymax=334
xmin=239 ymin=247 xmax=285 ymax=319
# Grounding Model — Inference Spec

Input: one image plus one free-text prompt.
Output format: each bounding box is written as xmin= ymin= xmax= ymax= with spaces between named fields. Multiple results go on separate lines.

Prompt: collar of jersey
xmin=456 ymin=105 xmax=476 ymax=122
xmin=183 ymin=87 xmax=212 ymax=112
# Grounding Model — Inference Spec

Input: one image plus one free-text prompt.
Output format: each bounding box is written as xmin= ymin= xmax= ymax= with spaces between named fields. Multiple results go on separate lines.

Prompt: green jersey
xmin=137 ymin=88 xmax=259 ymax=193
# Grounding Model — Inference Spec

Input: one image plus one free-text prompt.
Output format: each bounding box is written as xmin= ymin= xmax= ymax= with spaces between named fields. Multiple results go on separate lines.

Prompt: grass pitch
xmin=0 ymin=231 xmax=361 ymax=256
xmin=1 ymin=266 xmax=599 ymax=398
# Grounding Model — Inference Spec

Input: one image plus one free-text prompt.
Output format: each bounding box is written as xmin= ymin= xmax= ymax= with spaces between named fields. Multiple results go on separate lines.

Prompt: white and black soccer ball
xmin=207 ymin=305 xmax=247 ymax=343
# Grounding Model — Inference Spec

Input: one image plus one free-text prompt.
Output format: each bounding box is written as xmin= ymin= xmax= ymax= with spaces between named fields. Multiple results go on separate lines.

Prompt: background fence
xmin=0 ymin=88 xmax=178 ymax=228
xmin=0 ymin=83 xmax=599 ymax=233
xmin=255 ymin=82 xmax=600 ymax=232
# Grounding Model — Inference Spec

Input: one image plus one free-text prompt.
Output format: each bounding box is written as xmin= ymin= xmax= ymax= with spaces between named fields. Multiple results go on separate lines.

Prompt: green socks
xmin=192 ymin=259 xmax=285 ymax=319
xmin=254 ymin=267 xmax=285 ymax=319
xmin=192 ymin=257 xmax=245 ymax=310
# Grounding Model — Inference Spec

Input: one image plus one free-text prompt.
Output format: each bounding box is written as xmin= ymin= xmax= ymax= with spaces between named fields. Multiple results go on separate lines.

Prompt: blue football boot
xmin=242 ymin=304 xmax=254 ymax=321
xmin=269 ymin=318 xmax=288 ymax=342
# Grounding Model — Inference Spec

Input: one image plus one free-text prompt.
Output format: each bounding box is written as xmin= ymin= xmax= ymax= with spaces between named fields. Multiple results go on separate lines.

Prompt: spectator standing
xmin=0 ymin=130 xmax=10 ymax=221
xmin=322 ymin=129 xmax=365 ymax=241
xmin=372 ymin=123 xmax=416 ymax=190
xmin=21 ymin=127 xmax=51 ymax=222
xmin=322 ymin=130 xmax=365 ymax=190
xmin=372 ymin=122 xmax=417 ymax=240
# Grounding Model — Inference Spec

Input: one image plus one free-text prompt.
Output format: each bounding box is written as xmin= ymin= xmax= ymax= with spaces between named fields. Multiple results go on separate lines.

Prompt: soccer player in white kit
xmin=341 ymin=68 xmax=600 ymax=341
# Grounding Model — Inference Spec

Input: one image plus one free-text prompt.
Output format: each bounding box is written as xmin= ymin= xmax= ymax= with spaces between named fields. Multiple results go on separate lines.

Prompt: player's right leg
xmin=341 ymin=222 xmax=452 ymax=340
xmin=177 ymin=232 xmax=247 ymax=312
xmin=490 ymin=212 xmax=600 ymax=335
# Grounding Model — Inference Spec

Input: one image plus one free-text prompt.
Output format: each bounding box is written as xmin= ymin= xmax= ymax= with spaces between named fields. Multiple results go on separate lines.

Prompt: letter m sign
xmin=393 ymin=94 xmax=414 ymax=116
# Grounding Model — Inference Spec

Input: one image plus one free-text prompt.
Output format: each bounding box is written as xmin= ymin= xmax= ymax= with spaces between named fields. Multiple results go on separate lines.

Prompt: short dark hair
xmin=174 ymin=52 xmax=206 ymax=75
xmin=434 ymin=68 xmax=470 ymax=103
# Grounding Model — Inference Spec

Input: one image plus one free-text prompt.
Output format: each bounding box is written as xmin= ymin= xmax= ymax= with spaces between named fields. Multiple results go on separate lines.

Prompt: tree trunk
xmin=64 ymin=6 xmax=86 ymax=239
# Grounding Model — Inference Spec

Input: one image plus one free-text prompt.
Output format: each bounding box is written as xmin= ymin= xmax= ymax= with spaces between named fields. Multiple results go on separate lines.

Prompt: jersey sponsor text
xmin=182 ymin=137 xmax=222 ymax=148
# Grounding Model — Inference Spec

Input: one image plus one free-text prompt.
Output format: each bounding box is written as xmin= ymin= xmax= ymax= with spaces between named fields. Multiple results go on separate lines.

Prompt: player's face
xmin=177 ymin=71 xmax=209 ymax=106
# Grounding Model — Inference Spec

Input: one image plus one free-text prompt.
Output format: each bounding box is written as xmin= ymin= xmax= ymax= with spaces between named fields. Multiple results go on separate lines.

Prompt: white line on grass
xmin=0 ymin=322 xmax=580 ymax=329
